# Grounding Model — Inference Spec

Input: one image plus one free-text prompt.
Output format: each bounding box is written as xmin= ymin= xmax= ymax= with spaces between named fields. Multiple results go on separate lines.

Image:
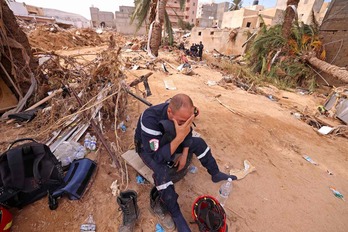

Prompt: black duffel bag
xmin=0 ymin=138 xmax=64 ymax=208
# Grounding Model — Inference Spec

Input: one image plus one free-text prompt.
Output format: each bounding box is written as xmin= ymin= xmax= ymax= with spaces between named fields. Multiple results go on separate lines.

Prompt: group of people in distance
xmin=179 ymin=41 xmax=204 ymax=61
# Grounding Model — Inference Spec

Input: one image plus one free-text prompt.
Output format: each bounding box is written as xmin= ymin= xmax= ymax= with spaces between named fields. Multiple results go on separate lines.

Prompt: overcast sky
xmin=17 ymin=0 xmax=328 ymax=20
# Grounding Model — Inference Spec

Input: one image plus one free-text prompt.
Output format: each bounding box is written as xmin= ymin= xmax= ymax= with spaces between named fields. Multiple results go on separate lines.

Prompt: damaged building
xmin=7 ymin=0 xmax=90 ymax=28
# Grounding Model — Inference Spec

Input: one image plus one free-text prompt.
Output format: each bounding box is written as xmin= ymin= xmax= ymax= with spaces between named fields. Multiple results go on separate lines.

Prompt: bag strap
xmin=6 ymin=149 xmax=25 ymax=189
xmin=7 ymin=138 xmax=36 ymax=150
xmin=32 ymin=144 xmax=63 ymax=185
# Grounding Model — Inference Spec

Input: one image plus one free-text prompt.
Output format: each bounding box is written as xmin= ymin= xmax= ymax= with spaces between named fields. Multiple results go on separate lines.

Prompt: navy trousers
xmin=138 ymin=137 xmax=220 ymax=218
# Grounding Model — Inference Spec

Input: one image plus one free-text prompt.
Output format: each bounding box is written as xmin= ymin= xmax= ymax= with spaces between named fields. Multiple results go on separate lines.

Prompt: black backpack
xmin=0 ymin=139 xmax=64 ymax=208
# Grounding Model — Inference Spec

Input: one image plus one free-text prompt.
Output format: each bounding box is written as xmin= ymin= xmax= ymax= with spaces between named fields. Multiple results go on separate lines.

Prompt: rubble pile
xmin=28 ymin=26 xmax=105 ymax=51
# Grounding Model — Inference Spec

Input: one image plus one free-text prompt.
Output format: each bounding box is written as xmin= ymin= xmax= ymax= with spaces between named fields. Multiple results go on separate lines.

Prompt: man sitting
xmin=134 ymin=94 xmax=237 ymax=231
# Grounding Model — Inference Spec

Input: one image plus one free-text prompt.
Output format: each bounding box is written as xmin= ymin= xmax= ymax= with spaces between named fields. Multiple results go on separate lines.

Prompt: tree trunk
xmin=148 ymin=0 xmax=167 ymax=57
xmin=282 ymin=0 xmax=300 ymax=40
xmin=1 ymin=0 xmax=37 ymax=95
xmin=305 ymin=54 xmax=348 ymax=83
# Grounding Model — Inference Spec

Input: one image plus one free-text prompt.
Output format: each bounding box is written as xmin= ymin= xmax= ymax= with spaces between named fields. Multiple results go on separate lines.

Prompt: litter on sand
xmin=136 ymin=175 xmax=145 ymax=184
xmin=229 ymin=160 xmax=256 ymax=180
xmin=318 ymin=126 xmax=334 ymax=135
xmin=163 ymin=79 xmax=177 ymax=90
xmin=110 ymin=180 xmax=120 ymax=197
xmin=303 ymin=155 xmax=319 ymax=165
xmin=329 ymin=187 xmax=344 ymax=201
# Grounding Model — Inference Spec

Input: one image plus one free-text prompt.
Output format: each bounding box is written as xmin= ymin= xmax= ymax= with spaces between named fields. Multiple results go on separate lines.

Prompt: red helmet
xmin=0 ymin=206 xmax=13 ymax=231
xmin=192 ymin=195 xmax=228 ymax=232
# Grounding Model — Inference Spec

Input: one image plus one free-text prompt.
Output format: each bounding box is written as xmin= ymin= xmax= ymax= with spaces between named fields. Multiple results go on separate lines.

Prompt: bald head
xmin=168 ymin=94 xmax=194 ymax=113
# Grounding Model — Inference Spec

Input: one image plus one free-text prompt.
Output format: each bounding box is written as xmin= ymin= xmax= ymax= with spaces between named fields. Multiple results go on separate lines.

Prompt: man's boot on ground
xmin=150 ymin=187 xmax=176 ymax=231
xmin=117 ymin=190 xmax=140 ymax=232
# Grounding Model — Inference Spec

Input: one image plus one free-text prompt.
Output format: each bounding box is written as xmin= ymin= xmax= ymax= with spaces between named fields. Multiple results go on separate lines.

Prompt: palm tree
xmin=303 ymin=52 xmax=348 ymax=83
xmin=131 ymin=0 xmax=185 ymax=57
xmin=282 ymin=0 xmax=300 ymax=40
xmin=229 ymin=0 xmax=243 ymax=11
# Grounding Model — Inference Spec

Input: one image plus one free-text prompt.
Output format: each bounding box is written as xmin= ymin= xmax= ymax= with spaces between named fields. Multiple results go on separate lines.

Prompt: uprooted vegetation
xmin=205 ymin=20 xmax=327 ymax=92
xmin=246 ymin=22 xmax=324 ymax=90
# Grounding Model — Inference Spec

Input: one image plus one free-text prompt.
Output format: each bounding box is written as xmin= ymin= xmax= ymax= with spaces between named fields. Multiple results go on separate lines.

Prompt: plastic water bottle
xmin=218 ymin=178 xmax=233 ymax=207
xmin=80 ymin=214 xmax=96 ymax=232
xmin=75 ymin=145 xmax=86 ymax=159
xmin=90 ymin=136 xmax=97 ymax=151
xmin=84 ymin=133 xmax=91 ymax=150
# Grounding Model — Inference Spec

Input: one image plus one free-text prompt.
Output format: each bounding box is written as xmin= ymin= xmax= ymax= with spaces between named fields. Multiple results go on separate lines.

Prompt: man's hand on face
xmin=173 ymin=114 xmax=194 ymax=142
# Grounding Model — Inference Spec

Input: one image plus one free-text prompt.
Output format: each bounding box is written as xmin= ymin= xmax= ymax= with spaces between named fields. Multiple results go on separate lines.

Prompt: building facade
xmin=196 ymin=2 xmax=229 ymax=28
xmin=190 ymin=27 xmax=255 ymax=55
xmin=166 ymin=0 xmax=198 ymax=27
xmin=90 ymin=7 xmax=115 ymax=28
xmin=8 ymin=1 xmax=89 ymax=28
xmin=276 ymin=0 xmax=326 ymax=24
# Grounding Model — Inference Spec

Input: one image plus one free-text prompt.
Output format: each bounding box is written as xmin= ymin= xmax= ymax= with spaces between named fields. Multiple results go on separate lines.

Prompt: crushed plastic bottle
xmin=54 ymin=141 xmax=86 ymax=167
xmin=329 ymin=187 xmax=344 ymax=200
xmin=117 ymin=121 xmax=126 ymax=132
xmin=217 ymin=178 xmax=233 ymax=207
xmin=188 ymin=165 xmax=198 ymax=174
xmin=80 ymin=214 xmax=96 ymax=232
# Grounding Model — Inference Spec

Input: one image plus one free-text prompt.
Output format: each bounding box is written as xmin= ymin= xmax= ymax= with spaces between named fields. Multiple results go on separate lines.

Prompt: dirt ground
xmin=3 ymin=45 xmax=348 ymax=232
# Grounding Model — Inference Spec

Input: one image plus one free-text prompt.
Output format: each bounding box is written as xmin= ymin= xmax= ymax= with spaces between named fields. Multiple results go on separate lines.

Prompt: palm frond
xmin=131 ymin=0 xmax=152 ymax=31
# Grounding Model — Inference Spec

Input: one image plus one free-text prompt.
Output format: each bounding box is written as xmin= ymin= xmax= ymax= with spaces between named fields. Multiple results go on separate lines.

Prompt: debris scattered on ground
xmin=163 ymin=79 xmax=177 ymax=90
xmin=229 ymin=160 xmax=256 ymax=180
xmin=206 ymin=80 xmax=218 ymax=86
xmin=329 ymin=187 xmax=344 ymax=201
xmin=110 ymin=180 xmax=121 ymax=197
xmin=318 ymin=126 xmax=334 ymax=135
xmin=136 ymin=175 xmax=145 ymax=184
xmin=303 ymin=155 xmax=319 ymax=166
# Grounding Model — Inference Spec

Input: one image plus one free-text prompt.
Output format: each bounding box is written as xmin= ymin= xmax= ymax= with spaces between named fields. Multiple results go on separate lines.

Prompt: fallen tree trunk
xmin=304 ymin=54 xmax=348 ymax=83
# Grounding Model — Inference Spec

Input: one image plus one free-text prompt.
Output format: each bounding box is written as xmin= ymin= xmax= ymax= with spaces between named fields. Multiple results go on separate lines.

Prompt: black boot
xmin=150 ymin=187 xmax=176 ymax=231
xmin=117 ymin=190 xmax=140 ymax=232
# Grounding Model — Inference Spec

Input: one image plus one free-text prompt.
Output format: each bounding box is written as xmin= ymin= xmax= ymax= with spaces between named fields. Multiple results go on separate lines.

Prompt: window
xmin=193 ymin=2 xmax=195 ymax=6
xmin=198 ymin=32 xmax=202 ymax=36
xmin=192 ymin=11 xmax=194 ymax=14
xmin=259 ymin=22 xmax=264 ymax=27
xmin=192 ymin=19 xmax=194 ymax=22
xmin=210 ymin=31 xmax=214 ymax=35
xmin=246 ymin=22 xmax=251 ymax=27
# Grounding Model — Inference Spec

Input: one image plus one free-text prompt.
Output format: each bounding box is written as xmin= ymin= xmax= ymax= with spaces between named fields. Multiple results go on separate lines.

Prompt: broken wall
xmin=190 ymin=27 xmax=253 ymax=55
xmin=115 ymin=6 xmax=146 ymax=35
xmin=90 ymin=7 xmax=115 ymax=28
xmin=221 ymin=8 xmax=259 ymax=29
xmin=318 ymin=0 xmax=348 ymax=86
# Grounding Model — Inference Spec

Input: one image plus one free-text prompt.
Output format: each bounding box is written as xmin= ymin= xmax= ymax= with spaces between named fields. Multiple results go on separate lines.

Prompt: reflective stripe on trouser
xmin=189 ymin=137 xmax=220 ymax=176
xmin=138 ymin=136 xmax=219 ymax=217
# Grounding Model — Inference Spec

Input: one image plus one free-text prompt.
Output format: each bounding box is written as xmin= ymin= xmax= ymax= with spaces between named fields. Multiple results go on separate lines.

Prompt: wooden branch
xmin=128 ymin=72 xmax=153 ymax=87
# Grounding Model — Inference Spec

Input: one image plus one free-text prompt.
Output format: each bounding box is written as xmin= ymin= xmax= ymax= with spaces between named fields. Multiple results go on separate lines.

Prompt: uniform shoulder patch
xmin=149 ymin=139 xmax=159 ymax=151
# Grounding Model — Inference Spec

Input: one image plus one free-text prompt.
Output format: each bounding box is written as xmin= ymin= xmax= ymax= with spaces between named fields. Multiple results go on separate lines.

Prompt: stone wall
xmin=190 ymin=27 xmax=255 ymax=55
xmin=114 ymin=6 xmax=146 ymax=35
xmin=318 ymin=0 xmax=348 ymax=85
